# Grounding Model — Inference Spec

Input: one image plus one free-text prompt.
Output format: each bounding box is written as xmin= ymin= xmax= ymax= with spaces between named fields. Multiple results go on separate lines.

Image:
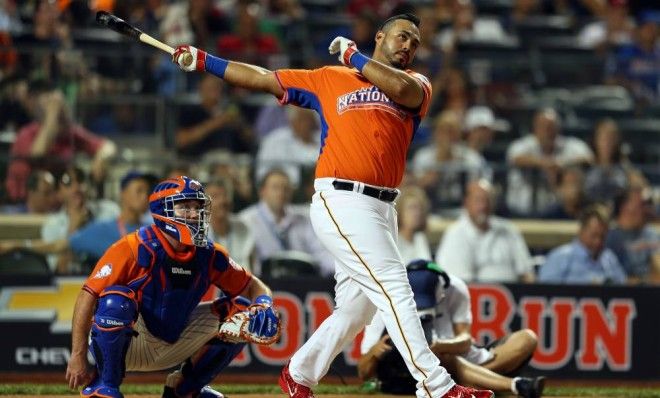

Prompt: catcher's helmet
xmin=149 ymin=176 xmax=210 ymax=247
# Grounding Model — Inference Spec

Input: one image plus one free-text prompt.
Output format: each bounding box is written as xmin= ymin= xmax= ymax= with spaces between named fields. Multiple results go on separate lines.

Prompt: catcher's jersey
xmin=275 ymin=66 xmax=431 ymax=188
xmin=83 ymin=225 xmax=252 ymax=343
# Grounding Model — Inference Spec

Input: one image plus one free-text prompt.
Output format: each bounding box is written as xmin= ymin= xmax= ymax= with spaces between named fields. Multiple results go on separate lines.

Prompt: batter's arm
xmin=66 ymin=289 xmax=96 ymax=389
xmin=171 ymin=46 xmax=285 ymax=99
xmin=360 ymin=60 xmax=425 ymax=109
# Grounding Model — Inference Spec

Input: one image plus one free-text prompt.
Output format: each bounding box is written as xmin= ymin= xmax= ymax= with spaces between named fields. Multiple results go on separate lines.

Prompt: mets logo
xmin=93 ymin=263 xmax=112 ymax=279
xmin=336 ymin=86 xmax=407 ymax=119
xmin=189 ymin=179 xmax=202 ymax=191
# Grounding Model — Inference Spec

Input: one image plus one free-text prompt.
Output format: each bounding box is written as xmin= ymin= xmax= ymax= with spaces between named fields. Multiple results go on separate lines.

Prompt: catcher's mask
xmin=406 ymin=259 xmax=450 ymax=310
xmin=149 ymin=176 xmax=210 ymax=247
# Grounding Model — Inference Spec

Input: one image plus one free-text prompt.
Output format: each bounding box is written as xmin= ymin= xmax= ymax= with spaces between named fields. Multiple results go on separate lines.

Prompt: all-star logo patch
xmin=336 ymin=86 xmax=407 ymax=119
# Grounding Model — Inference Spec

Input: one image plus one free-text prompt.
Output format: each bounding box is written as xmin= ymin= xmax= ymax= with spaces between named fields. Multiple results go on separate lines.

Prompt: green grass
xmin=1 ymin=383 xmax=659 ymax=396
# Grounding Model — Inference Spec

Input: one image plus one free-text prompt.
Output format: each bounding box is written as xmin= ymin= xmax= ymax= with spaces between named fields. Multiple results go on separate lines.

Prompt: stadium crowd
xmin=0 ymin=0 xmax=658 ymax=284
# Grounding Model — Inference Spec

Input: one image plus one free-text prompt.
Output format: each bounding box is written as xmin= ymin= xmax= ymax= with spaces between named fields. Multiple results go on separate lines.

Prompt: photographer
xmin=358 ymin=259 xmax=546 ymax=398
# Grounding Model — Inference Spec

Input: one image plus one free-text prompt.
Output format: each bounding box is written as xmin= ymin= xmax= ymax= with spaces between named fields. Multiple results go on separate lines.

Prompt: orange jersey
xmin=275 ymin=66 xmax=431 ymax=188
xmin=83 ymin=226 xmax=252 ymax=342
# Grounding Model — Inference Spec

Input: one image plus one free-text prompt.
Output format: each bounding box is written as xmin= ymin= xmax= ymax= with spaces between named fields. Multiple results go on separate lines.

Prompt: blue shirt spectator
xmin=605 ymin=187 xmax=659 ymax=281
xmin=539 ymin=239 xmax=626 ymax=284
xmin=69 ymin=218 xmax=145 ymax=260
xmin=67 ymin=171 xmax=154 ymax=269
xmin=606 ymin=12 xmax=660 ymax=102
xmin=538 ymin=205 xmax=627 ymax=284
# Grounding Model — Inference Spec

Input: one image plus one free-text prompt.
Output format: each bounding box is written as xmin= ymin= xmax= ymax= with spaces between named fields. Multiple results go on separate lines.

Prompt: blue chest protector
xmin=129 ymin=226 xmax=225 ymax=343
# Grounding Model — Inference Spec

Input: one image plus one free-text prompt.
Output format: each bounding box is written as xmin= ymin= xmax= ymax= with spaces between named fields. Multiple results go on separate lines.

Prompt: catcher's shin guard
xmin=83 ymin=286 xmax=138 ymax=397
xmin=165 ymin=338 xmax=245 ymax=397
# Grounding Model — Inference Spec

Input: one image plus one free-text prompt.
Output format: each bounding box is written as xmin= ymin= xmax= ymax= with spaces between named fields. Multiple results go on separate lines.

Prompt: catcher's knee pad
xmin=172 ymin=338 xmax=245 ymax=396
xmin=89 ymin=286 xmax=138 ymax=390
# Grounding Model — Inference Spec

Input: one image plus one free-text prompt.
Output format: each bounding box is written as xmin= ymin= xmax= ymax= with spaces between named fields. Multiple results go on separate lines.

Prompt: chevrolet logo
xmin=0 ymin=277 xmax=85 ymax=333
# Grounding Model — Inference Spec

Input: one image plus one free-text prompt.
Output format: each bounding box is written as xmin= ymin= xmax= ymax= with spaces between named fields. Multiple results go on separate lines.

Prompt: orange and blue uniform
xmin=275 ymin=66 xmax=431 ymax=188
xmin=84 ymin=224 xmax=251 ymax=343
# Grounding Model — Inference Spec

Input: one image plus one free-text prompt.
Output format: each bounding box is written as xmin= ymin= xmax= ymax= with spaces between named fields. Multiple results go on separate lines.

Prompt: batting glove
xmin=328 ymin=36 xmax=360 ymax=67
xmin=172 ymin=45 xmax=207 ymax=72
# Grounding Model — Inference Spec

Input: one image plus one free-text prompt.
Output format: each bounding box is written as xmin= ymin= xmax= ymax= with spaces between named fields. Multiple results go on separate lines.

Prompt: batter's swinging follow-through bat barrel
xmin=95 ymin=11 xmax=193 ymax=66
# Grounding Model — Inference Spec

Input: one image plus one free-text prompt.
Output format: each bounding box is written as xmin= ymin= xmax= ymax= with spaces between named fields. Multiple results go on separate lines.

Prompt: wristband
xmin=254 ymin=295 xmax=273 ymax=306
xmin=206 ymin=54 xmax=229 ymax=78
xmin=350 ymin=52 xmax=369 ymax=73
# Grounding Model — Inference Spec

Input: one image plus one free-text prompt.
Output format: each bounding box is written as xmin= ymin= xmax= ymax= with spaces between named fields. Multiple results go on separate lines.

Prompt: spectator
xmin=238 ymin=169 xmax=333 ymax=276
xmin=216 ymin=0 xmax=280 ymax=65
xmin=435 ymin=0 xmax=507 ymax=59
xmin=578 ymin=0 xmax=635 ymax=50
xmin=2 ymin=171 xmax=151 ymax=273
xmin=605 ymin=10 xmax=660 ymax=104
xmin=413 ymin=6 xmax=444 ymax=79
xmin=429 ymin=67 xmax=472 ymax=120
xmin=207 ymin=153 xmax=254 ymax=212
xmin=41 ymin=166 xmax=119 ymax=273
xmin=413 ymin=110 xmax=491 ymax=214
xmin=0 ymin=75 xmax=30 ymax=132
xmin=1 ymin=169 xmax=58 ymax=214
xmin=506 ymin=108 xmax=593 ymax=216
xmin=606 ymin=187 xmax=660 ymax=283
xmin=436 ymin=179 xmax=535 ymax=283
xmin=539 ymin=205 xmax=627 ymax=284
xmin=205 ymin=177 xmax=256 ymax=271
xmin=66 ymin=171 xmax=153 ymax=266
xmin=396 ymin=187 xmax=432 ymax=264
xmin=253 ymin=99 xmax=289 ymax=139
xmin=160 ymin=0 xmax=228 ymax=48
xmin=509 ymin=0 xmax=544 ymax=25
xmin=175 ymin=74 xmax=252 ymax=158
xmin=464 ymin=105 xmax=496 ymax=155
xmin=128 ymin=0 xmax=168 ymax=37
xmin=5 ymin=82 xmax=116 ymax=202
xmin=315 ymin=10 xmax=378 ymax=61
xmin=584 ymin=118 xmax=636 ymax=204
xmin=256 ymin=107 xmax=320 ymax=188
xmin=164 ymin=161 xmax=193 ymax=180
xmin=359 ymin=260 xmax=544 ymax=398
xmin=539 ymin=167 xmax=587 ymax=220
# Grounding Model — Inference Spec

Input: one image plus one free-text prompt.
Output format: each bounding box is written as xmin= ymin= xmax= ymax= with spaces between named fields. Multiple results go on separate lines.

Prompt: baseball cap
xmin=406 ymin=259 xmax=441 ymax=310
xmin=465 ymin=106 xmax=495 ymax=131
xmin=120 ymin=171 xmax=155 ymax=191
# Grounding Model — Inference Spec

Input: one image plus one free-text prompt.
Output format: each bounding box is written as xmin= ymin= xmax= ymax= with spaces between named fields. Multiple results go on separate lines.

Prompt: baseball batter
xmin=65 ymin=176 xmax=281 ymax=398
xmin=172 ymin=13 xmax=493 ymax=398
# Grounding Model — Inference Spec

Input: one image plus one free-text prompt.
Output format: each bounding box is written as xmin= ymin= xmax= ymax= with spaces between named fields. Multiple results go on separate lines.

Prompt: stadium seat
xmin=0 ymin=248 xmax=51 ymax=276
xmin=513 ymin=16 xmax=576 ymax=47
xmin=261 ymin=250 xmax=321 ymax=279
xmin=533 ymin=37 xmax=605 ymax=86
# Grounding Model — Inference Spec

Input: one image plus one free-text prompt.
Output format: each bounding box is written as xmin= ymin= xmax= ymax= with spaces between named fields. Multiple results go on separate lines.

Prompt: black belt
xmin=332 ymin=180 xmax=399 ymax=202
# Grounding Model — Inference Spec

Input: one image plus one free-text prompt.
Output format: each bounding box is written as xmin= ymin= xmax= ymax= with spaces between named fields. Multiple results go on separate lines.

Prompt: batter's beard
xmin=388 ymin=57 xmax=407 ymax=70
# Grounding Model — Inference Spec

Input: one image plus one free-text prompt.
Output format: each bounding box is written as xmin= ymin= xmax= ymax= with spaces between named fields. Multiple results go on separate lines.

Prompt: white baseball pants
xmin=289 ymin=178 xmax=455 ymax=398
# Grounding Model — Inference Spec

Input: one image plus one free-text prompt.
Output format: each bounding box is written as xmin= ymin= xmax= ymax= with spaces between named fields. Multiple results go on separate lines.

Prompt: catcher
xmin=65 ymin=176 xmax=281 ymax=398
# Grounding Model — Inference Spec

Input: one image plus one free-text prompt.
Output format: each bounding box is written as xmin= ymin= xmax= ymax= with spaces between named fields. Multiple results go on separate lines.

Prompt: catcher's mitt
xmin=218 ymin=296 xmax=281 ymax=345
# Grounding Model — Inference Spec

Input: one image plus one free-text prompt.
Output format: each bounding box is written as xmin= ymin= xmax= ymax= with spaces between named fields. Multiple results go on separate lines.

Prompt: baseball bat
xmin=95 ymin=11 xmax=192 ymax=66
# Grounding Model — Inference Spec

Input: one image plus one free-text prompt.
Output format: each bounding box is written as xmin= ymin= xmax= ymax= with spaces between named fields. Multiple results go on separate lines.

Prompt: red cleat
xmin=279 ymin=362 xmax=315 ymax=398
xmin=441 ymin=383 xmax=494 ymax=398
